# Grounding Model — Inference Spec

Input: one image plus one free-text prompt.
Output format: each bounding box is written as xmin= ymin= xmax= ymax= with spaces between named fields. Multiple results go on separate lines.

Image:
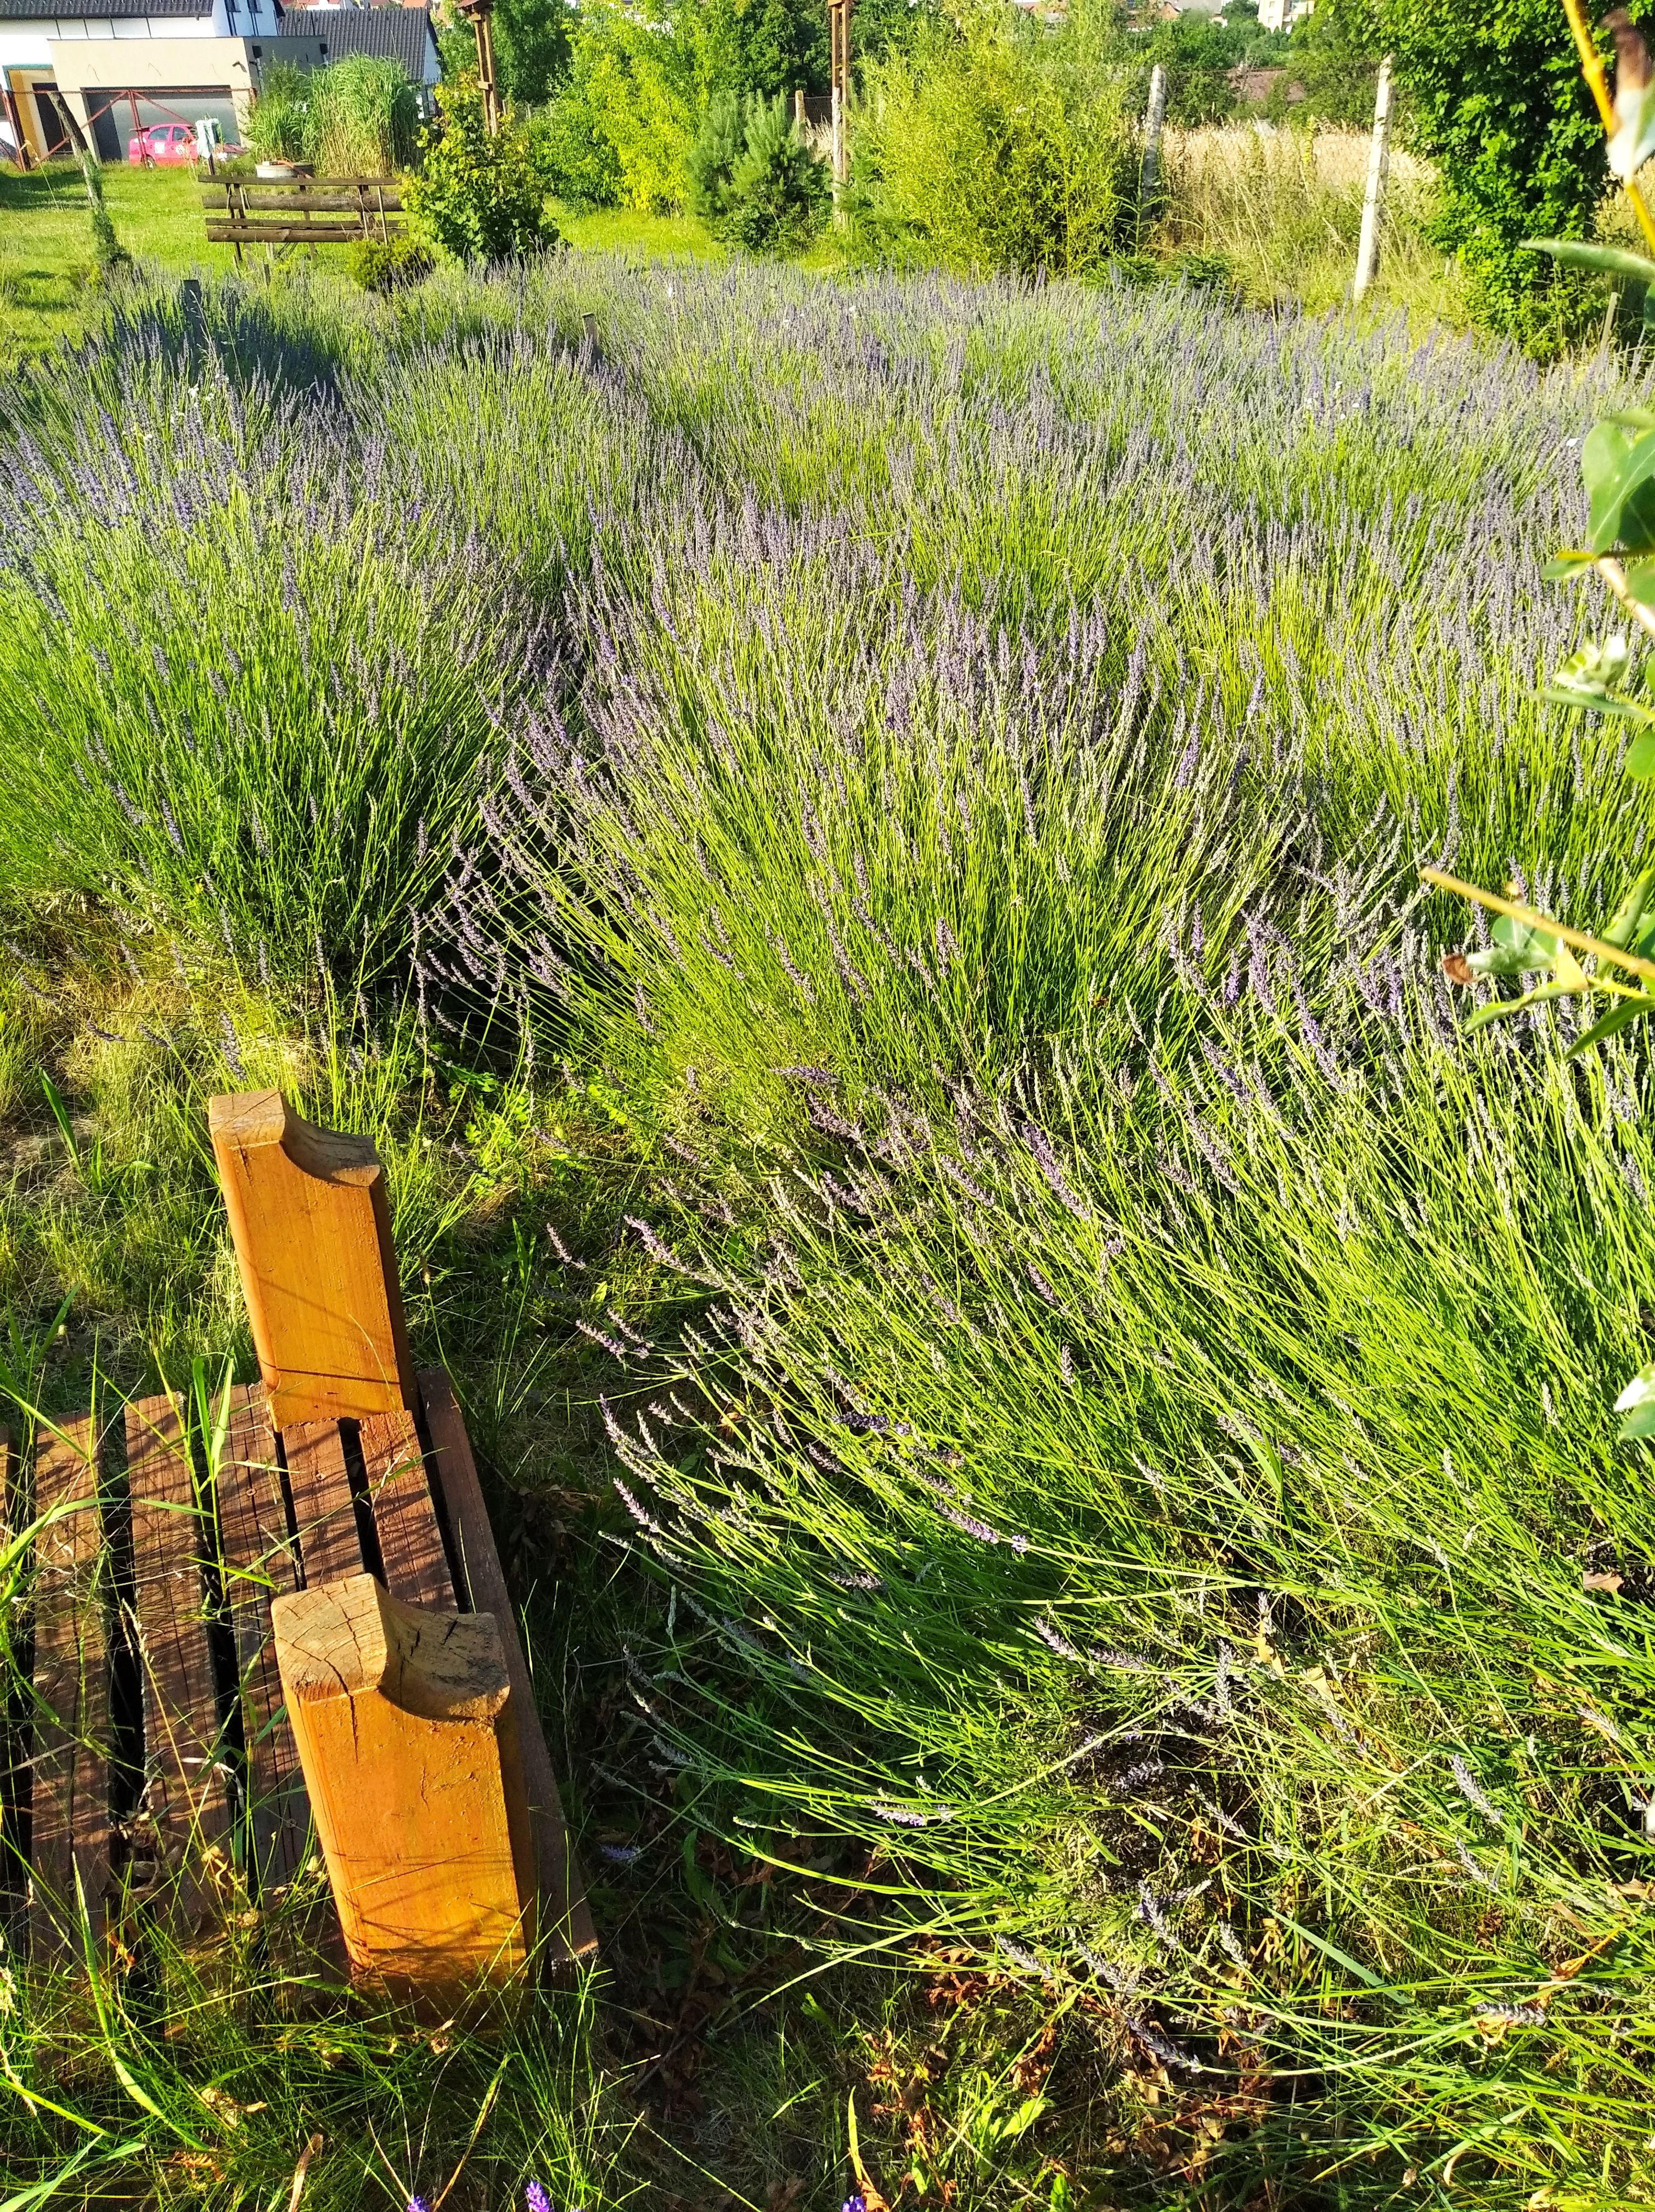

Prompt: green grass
xmin=0 ymin=256 xmax=1651 ymax=2207
xmin=551 ymin=199 xmax=724 ymax=259
xmin=0 ymin=161 xmax=238 ymax=359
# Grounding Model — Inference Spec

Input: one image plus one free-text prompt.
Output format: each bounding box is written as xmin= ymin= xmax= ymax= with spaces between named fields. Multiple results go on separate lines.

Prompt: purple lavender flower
xmin=408 ymin=2198 xmax=434 ymax=2212
xmin=525 ymin=2189 xmax=554 ymax=2212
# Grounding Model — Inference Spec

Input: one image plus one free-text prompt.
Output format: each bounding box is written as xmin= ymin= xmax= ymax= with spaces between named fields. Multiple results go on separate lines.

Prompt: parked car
xmin=127 ymin=123 xmax=196 ymax=166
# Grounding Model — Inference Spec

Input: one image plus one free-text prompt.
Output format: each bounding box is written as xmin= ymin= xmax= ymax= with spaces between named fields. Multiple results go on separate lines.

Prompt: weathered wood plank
xmin=29 ymin=1413 xmax=110 ymax=1955
xmin=209 ymin=1091 xmax=416 ymax=1427
xmin=280 ymin=1421 xmax=363 ymax=1588
xmin=274 ymin=1573 xmax=534 ymax=1996
xmin=203 ymin=224 xmax=399 ymax=245
xmin=125 ymin=1393 xmax=230 ymax=1929
xmin=216 ymin=1384 xmax=309 ymax=1893
xmin=419 ymin=1370 xmax=594 ymax=1965
xmin=200 ymin=188 xmax=406 ymax=211
xmin=358 ymin=1411 xmax=453 ymax=1612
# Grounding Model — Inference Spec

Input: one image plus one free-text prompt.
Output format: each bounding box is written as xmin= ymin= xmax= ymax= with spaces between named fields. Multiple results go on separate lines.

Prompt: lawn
xmin=0 ymin=160 xmax=239 ymax=358
xmin=0 ymin=251 xmax=1651 ymax=2208
xmin=0 ymin=162 xmax=726 ymax=363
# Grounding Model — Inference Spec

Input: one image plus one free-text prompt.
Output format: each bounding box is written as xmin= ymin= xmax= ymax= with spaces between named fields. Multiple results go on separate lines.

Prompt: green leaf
xmin=1600 ymin=865 xmax=1655 ymax=952
xmin=1583 ymin=417 xmax=1655 ymax=554
xmin=1462 ymin=916 xmax=1560 ymax=977
xmin=1463 ymin=977 xmax=1588 ymax=1030
xmin=1628 ymin=732 xmax=1655 ymax=778
xmin=1543 ymin=550 xmax=1599 ymax=581
xmin=1625 ymin=560 xmax=1655 ymax=608
xmin=1523 ymin=236 xmax=1655 ymax=285
xmin=1618 ymin=1363 xmax=1655 ymax=1441
xmin=1564 ymin=994 xmax=1655 ymax=1057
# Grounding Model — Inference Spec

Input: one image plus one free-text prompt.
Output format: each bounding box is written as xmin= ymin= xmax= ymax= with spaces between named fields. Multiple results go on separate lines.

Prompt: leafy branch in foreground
xmin=1432 ymin=3 xmax=1655 ymax=1436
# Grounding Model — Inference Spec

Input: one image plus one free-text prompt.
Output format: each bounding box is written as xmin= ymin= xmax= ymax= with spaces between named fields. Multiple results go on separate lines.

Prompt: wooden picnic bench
xmin=201 ymin=176 xmax=406 ymax=263
xmin=1 ymin=1092 xmax=592 ymax=2002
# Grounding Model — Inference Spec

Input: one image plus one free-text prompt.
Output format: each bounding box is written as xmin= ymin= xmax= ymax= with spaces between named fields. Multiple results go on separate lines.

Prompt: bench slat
xmin=28 ymin=1414 xmax=109 ymax=1954
xmin=204 ymin=224 xmax=400 ymax=245
xmin=126 ymin=1395 xmax=230 ymax=1928
xmin=359 ymin=1410 xmax=453 ymax=1611
xmin=281 ymin=1420 xmax=363 ymax=1587
xmin=201 ymin=189 xmax=405 ymax=212
xmin=217 ymin=1385 xmax=309 ymax=1893
xmin=419 ymin=1370 xmax=594 ymax=1963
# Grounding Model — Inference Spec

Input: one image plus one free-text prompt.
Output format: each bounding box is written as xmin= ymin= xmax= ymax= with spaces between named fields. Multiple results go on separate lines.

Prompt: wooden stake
xmin=209 ymin=1091 xmax=415 ymax=1430
xmin=829 ymin=0 xmax=852 ymax=223
xmin=1353 ymin=55 xmax=1393 ymax=304
xmin=273 ymin=1572 xmax=536 ymax=1995
xmin=1139 ymin=63 xmax=1167 ymax=228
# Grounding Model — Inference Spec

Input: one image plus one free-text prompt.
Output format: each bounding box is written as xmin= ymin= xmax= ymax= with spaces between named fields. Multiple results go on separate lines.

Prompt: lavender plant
xmin=5 ymin=247 xmax=1655 ymax=2200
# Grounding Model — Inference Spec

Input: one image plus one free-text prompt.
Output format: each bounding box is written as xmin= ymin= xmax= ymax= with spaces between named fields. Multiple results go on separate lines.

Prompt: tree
xmin=701 ymin=0 xmax=830 ymax=99
xmin=494 ymin=0 xmax=575 ymax=105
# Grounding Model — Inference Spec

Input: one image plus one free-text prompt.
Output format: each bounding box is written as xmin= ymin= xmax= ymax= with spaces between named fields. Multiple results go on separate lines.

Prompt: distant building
xmin=1256 ymin=0 xmax=1314 ymax=29
xmin=1 ymin=0 xmax=434 ymax=165
xmin=275 ymin=1 xmax=438 ymax=87
xmin=0 ymin=0 xmax=301 ymax=162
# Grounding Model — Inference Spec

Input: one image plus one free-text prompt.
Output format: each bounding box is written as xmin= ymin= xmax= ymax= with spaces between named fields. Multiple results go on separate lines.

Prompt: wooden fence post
xmin=273 ymin=1573 xmax=537 ymax=1994
xmin=1353 ymin=55 xmax=1394 ymax=304
xmin=209 ymin=1091 xmax=416 ymax=1429
xmin=1139 ymin=63 xmax=1168 ymax=232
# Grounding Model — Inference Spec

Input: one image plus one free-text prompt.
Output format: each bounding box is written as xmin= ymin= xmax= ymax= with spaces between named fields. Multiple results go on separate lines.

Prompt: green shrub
xmin=725 ymin=94 xmax=829 ymax=252
xmin=1355 ymin=0 xmax=1633 ymax=351
xmin=308 ymin=54 xmax=419 ymax=177
xmin=685 ymin=89 xmax=747 ymax=227
xmin=538 ymin=2 xmax=696 ymax=211
xmin=246 ymin=57 xmax=418 ymax=176
xmin=860 ymin=22 xmax=1132 ymax=277
xmin=688 ymin=90 xmax=827 ymax=252
xmin=345 ymin=231 xmax=434 ymax=293
xmin=403 ymin=77 xmax=560 ymax=262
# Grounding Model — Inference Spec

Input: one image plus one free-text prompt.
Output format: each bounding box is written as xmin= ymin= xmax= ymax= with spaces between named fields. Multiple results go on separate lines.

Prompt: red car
xmin=127 ymin=123 xmax=196 ymax=166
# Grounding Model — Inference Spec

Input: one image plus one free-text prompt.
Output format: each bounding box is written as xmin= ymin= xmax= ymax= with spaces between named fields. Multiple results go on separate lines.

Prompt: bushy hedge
xmin=403 ymin=77 xmax=560 ymax=261
xmin=855 ymin=12 xmax=1134 ymax=277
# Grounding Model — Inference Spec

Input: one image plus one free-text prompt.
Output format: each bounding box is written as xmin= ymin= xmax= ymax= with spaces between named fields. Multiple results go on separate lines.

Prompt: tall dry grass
xmin=1153 ymin=121 xmax=1465 ymax=325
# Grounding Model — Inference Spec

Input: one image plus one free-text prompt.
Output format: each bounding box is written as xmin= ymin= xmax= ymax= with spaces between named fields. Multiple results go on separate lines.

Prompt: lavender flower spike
xmin=526 ymin=2183 xmax=554 ymax=2212
xmin=408 ymin=2197 xmax=434 ymax=2212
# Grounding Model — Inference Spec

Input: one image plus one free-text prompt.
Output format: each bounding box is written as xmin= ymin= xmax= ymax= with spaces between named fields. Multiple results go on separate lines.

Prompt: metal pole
xmin=1139 ymin=62 xmax=1167 ymax=227
xmin=1353 ymin=54 xmax=1393 ymax=304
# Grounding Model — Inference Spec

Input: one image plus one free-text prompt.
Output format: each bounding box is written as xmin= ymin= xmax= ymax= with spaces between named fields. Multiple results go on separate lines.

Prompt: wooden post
xmin=1353 ymin=54 xmax=1393 ymax=304
xmin=1139 ymin=63 xmax=1167 ymax=231
xmin=273 ymin=1572 xmax=537 ymax=1994
xmin=828 ymin=0 xmax=851 ymax=223
xmin=794 ymin=87 xmax=806 ymax=127
xmin=209 ymin=1091 xmax=416 ymax=1429
xmin=459 ymin=0 xmax=502 ymax=136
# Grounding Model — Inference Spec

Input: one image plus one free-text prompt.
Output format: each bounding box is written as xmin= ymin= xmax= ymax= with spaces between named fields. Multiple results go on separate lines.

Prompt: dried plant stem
xmin=1594 ymin=554 xmax=1655 ymax=642
xmin=1421 ymin=866 xmax=1655 ymax=986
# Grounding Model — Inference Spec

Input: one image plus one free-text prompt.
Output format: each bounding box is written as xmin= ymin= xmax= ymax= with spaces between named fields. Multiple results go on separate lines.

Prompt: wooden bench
xmin=2 ymin=1092 xmax=592 ymax=2002
xmin=201 ymin=176 xmax=406 ymax=264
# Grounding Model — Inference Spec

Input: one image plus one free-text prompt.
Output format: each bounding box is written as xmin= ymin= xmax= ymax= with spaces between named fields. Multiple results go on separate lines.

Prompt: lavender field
xmin=1 ymin=258 xmax=1653 ymax=2208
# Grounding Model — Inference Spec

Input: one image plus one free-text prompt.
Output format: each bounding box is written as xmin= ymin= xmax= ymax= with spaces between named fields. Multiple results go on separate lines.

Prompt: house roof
xmin=281 ymin=2 xmax=435 ymax=76
xmin=0 ymin=0 xmax=210 ymax=16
